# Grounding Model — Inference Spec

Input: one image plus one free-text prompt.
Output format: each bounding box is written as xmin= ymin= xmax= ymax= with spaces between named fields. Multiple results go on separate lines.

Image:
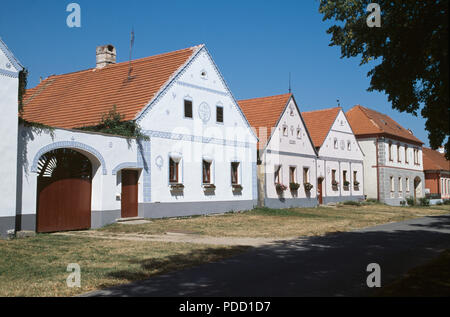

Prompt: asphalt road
xmin=84 ymin=214 xmax=450 ymax=297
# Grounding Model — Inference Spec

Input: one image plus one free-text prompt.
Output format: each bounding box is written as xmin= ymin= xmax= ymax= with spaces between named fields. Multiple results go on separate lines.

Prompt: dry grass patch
xmin=0 ymin=234 xmax=247 ymax=297
xmin=98 ymin=204 xmax=450 ymax=238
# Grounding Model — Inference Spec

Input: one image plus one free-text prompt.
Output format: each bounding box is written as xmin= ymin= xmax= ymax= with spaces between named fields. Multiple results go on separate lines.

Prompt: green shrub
xmin=443 ymin=199 xmax=450 ymax=205
xmin=342 ymin=200 xmax=361 ymax=206
xmin=419 ymin=197 xmax=430 ymax=206
xmin=400 ymin=200 xmax=406 ymax=207
xmin=406 ymin=196 xmax=415 ymax=206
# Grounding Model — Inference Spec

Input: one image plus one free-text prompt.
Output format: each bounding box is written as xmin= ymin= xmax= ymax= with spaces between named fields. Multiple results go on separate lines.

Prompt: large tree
xmin=319 ymin=0 xmax=449 ymax=157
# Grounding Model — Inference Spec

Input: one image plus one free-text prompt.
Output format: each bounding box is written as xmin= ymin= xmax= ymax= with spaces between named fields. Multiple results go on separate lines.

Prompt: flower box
xmin=170 ymin=183 xmax=184 ymax=190
xmin=275 ymin=183 xmax=288 ymax=192
xmin=304 ymin=182 xmax=314 ymax=192
xmin=289 ymin=182 xmax=301 ymax=191
xmin=203 ymin=184 xmax=216 ymax=190
xmin=232 ymin=184 xmax=243 ymax=191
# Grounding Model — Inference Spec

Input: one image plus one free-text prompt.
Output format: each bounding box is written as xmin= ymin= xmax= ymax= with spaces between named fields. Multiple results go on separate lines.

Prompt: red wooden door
xmin=317 ymin=178 xmax=323 ymax=205
xmin=121 ymin=170 xmax=138 ymax=218
xmin=36 ymin=149 xmax=92 ymax=233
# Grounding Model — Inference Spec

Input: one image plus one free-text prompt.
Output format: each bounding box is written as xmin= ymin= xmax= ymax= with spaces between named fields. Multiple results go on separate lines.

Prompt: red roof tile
xmin=423 ymin=147 xmax=450 ymax=171
xmin=346 ymin=105 xmax=423 ymax=145
xmin=238 ymin=93 xmax=292 ymax=148
xmin=21 ymin=45 xmax=202 ymax=129
xmin=301 ymin=107 xmax=341 ymax=149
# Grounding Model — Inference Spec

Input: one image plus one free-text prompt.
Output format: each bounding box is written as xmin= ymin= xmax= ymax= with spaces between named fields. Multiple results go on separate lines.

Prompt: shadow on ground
xmin=85 ymin=215 xmax=450 ymax=297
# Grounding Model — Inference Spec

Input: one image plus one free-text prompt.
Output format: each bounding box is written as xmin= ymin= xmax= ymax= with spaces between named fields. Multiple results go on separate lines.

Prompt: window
xmin=282 ymin=125 xmax=288 ymax=136
xmin=289 ymin=166 xmax=296 ymax=183
xmin=405 ymin=146 xmax=409 ymax=163
xmin=231 ymin=162 xmax=239 ymax=185
xmin=406 ymin=177 xmax=410 ymax=192
xmin=303 ymin=167 xmax=309 ymax=184
xmin=216 ymin=106 xmax=224 ymax=123
xmin=274 ymin=165 xmax=282 ymax=184
xmin=202 ymin=160 xmax=211 ymax=184
xmin=353 ymin=171 xmax=358 ymax=186
xmin=397 ymin=144 xmax=401 ymax=162
xmin=184 ymin=100 xmax=193 ymax=118
xmin=334 ymin=138 xmax=338 ymax=149
xmin=347 ymin=140 xmax=351 ymax=151
xmin=413 ymin=148 xmax=420 ymax=165
xmin=390 ymin=176 xmax=395 ymax=192
xmin=169 ymin=158 xmax=179 ymax=183
xmin=398 ymin=177 xmax=403 ymax=192
xmin=389 ymin=142 xmax=393 ymax=161
xmin=297 ymin=128 xmax=302 ymax=139
xmin=331 ymin=169 xmax=338 ymax=190
xmin=343 ymin=170 xmax=348 ymax=183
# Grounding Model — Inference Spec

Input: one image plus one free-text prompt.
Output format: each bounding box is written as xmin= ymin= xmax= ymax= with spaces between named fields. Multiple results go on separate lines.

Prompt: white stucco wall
xmin=318 ymin=110 xmax=364 ymax=199
xmin=17 ymin=126 xmax=139 ymax=217
xmin=137 ymin=47 xmax=258 ymax=204
xmin=263 ymin=97 xmax=317 ymax=200
xmin=0 ymin=45 xmax=20 ymax=221
xmin=358 ymin=138 xmax=378 ymax=199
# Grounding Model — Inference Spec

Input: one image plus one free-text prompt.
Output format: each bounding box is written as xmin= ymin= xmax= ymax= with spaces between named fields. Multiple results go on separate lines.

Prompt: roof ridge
xmin=28 ymin=44 xmax=202 ymax=88
xmin=301 ymin=106 xmax=341 ymax=114
xmin=238 ymin=93 xmax=292 ymax=102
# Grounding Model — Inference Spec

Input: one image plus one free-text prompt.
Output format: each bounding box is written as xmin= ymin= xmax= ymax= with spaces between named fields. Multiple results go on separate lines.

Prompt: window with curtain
xmin=202 ymin=160 xmax=211 ymax=184
xmin=231 ymin=162 xmax=239 ymax=185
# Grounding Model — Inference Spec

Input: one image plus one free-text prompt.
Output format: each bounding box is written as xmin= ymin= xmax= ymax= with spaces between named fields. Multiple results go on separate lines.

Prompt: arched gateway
xmin=36 ymin=148 xmax=93 ymax=232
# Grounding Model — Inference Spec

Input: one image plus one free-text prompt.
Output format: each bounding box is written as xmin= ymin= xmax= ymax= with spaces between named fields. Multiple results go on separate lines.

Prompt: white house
xmin=346 ymin=105 xmax=424 ymax=205
xmin=0 ymin=38 xmax=23 ymax=237
xmin=302 ymin=107 xmax=365 ymax=204
xmin=239 ymin=93 xmax=319 ymax=208
xmin=10 ymin=44 xmax=258 ymax=235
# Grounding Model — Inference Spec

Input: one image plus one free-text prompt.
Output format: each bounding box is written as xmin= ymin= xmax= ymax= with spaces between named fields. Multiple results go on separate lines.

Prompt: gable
xmin=238 ymin=93 xmax=292 ymax=148
xmin=266 ymin=96 xmax=317 ymax=156
xmin=137 ymin=47 xmax=258 ymax=143
xmin=302 ymin=107 xmax=340 ymax=149
xmin=0 ymin=38 xmax=23 ymax=78
xmin=318 ymin=109 xmax=364 ymax=160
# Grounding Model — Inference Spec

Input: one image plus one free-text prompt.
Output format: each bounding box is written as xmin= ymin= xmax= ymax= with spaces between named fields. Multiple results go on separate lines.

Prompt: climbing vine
xmin=78 ymin=105 xmax=149 ymax=141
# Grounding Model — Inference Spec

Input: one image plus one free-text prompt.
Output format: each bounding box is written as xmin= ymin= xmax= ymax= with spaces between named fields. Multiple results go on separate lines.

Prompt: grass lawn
xmin=98 ymin=204 xmax=450 ymax=238
xmin=375 ymin=249 xmax=450 ymax=297
xmin=1 ymin=203 xmax=448 ymax=297
xmin=0 ymin=234 xmax=247 ymax=297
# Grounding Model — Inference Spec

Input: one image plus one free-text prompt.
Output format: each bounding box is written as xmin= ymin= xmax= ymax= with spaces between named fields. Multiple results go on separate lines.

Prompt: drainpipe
xmin=376 ymin=137 xmax=380 ymax=201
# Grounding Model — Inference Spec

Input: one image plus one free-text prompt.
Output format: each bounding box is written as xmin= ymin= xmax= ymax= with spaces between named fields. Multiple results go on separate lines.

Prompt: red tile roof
xmin=238 ymin=93 xmax=292 ymax=148
xmin=301 ymin=107 xmax=341 ymax=149
xmin=21 ymin=45 xmax=202 ymax=129
xmin=423 ymin=147 xmax=450 ymax=171
xmin=346 ymin=105 xmax=423 ymax=145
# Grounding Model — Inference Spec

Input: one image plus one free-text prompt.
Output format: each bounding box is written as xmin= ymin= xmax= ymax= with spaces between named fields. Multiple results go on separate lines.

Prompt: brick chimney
xmin=96 ymin=45 xmax=116 ymax=69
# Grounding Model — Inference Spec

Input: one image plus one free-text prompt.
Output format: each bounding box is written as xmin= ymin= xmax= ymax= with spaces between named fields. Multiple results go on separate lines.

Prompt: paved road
xmin=84 ymin=214 xmax=450 ymax=297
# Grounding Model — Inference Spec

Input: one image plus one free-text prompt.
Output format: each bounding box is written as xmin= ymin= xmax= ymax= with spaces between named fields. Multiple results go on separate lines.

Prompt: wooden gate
xmin=36 ymin=149 xmax=92 ymax=233
xmin=121 ymin=170 xmax=138 ymax=218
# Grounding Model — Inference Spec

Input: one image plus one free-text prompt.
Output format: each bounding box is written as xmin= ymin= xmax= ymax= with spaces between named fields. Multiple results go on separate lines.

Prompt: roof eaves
xmin=0 ymin=37 xmax=24 ymax=72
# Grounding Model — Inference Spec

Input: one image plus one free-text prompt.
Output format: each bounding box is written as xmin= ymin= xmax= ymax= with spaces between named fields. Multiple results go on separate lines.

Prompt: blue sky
xmin=0 ymin=0 xmax=430 ymax=145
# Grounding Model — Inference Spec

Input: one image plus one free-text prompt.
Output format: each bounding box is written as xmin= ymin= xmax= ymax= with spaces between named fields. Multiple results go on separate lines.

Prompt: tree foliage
xmin=79 ymin=105 xmax=149 ymax=140
xmin=319 ymin=0 xmax=449 ymax=157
